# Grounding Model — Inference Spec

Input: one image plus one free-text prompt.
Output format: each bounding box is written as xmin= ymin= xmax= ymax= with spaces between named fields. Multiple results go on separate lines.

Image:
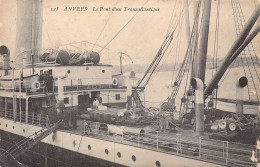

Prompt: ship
xmin=0 ymin=0 xmax=260 ymax=167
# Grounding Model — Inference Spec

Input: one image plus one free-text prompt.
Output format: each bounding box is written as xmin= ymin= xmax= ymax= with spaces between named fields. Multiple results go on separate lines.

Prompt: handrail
xmin=82 ymin=120 xmax=257 ymax=166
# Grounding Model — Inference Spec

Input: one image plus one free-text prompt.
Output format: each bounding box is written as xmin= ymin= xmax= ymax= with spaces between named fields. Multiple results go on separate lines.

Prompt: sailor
xmin=93 ymin=98 xmax=100 ymax=109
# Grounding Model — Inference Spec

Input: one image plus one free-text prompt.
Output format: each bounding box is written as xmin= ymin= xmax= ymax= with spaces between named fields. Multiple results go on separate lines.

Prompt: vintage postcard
xmin=0 ymin=0 xmax=259 ymax=166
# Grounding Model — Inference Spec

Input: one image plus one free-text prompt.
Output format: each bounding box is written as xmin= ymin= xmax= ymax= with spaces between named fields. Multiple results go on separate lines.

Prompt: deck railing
xmin=83 ymin=120 xmax=258 ymax=167
xmin=0 ymin=109 xmax=49 ymax=127
xmin=0 ymin=109 xmax=257 ymax=166
xmin=4 ymin=79 xmax=116 ymax=93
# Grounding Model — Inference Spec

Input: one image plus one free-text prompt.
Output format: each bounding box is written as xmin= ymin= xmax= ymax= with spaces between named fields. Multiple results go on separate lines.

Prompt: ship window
xmin=64 ymin=98 xmax=69 ymax=104
xmin=117 ymin=152 xmax=121 ymax=158
xmin=88 ymin=145 xmax=91 ymax=150
xmin=115 ymin=94 xmax=120 ymax=100
xmin=132 ymin=155 xmax=136 ymax=162
xmin=105 ymin=149 xmax=109 ymax=155
xmin=155 ymin=161 xmax=161 ymax=167
xmin=102 ymin=70 xmax=105 ymax=73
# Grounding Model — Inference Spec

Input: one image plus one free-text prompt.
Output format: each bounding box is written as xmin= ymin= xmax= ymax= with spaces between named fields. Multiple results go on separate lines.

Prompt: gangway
xmin=0 ymin=120 xmax=63 ymax=166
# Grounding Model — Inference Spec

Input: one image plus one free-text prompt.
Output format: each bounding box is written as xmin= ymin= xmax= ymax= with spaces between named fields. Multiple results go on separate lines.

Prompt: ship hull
xmin=0 ymin=129 xmax=124 ymax=167
xmin=0 ymin=118 xmax=223 ymax=167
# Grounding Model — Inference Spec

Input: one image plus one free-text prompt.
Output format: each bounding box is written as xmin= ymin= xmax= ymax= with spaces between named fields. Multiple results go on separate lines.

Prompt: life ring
xmin=112 ymin=78 xmax=118 ymax=87
xmin=229 ymin=123 xmax=237 ymax=131
xmin=32 ymin=81 xmax=41 ymax=90
xmin=218 ymin=120 xmax=226 ymax=130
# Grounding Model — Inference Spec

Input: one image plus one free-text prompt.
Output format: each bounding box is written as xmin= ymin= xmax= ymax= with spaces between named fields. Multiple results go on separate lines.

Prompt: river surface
xmin=136 ymin=67 xmax=259 ymax=114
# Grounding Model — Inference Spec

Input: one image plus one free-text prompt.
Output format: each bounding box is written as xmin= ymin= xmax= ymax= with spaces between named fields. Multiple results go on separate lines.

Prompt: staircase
xmin=231 ymin=0 xmax=260 ymax=101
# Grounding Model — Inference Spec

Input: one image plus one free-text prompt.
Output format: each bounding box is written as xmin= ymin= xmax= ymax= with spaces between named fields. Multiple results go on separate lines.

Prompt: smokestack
xmin=15 ymin=0 xmax=42 ymax=68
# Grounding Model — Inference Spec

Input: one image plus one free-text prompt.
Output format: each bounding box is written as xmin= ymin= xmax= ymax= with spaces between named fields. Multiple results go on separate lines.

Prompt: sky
xmin=0 ymin=0 xmax=259 ymax=66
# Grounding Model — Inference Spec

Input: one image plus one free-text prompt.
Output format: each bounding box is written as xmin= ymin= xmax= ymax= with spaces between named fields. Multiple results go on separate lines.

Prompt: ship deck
xmin=63 ymin=119 xmax=256 ymax=167
xmin=0 ymin=109 xmax=258 ymax=167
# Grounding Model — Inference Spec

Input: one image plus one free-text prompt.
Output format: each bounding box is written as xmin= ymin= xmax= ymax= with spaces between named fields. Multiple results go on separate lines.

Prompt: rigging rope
xmin=98 ymin=0 xmax=151 ymax=54
xmin=91 ymin=0 xmax=119 ymax=52
xmin=168 ymin=0 xmax=201 ymax=103
xmin=211 ymin=0 xmax=221 ymax=112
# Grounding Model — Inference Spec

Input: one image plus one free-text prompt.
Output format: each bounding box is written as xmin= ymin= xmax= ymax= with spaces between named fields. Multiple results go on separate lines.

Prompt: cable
xmin=0 ymin=139 xmax=74 ymax=167
xmin=91 ymin=0 xmax=119 ymax=52
xmin=98 ymin=0 xmax=151 ymax=54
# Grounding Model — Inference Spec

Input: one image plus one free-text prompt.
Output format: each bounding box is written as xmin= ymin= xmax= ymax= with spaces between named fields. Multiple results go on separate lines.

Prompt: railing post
xmin=107 ymin=127 xmax=109 ymax=136
xmin=176 ymin=134 xmax=182 ymax=155
xmin=156 ymin=131 xmax=159 ymax=150
xmin=256 ymin=145 xmax=258 ymax=162
xmin=226 ymin=141 xmax=229 ymax=165
xmin=25 ymin=97 xmax=28 ymax=123
xmin=222 ymin=141 xmax=225 ymax=158
xmin=39 ymin=114 xmax=41 ymax=126
xmin=179 ymin=134 xmax=182 ymax=153
xmin=95 ymin=122 xmax=99 ymax=135
xmin=138 ymin=133 xmax=140 ymax=147
xmin=83 ymin=120 xmax=86 ymax=135
xmin=177 ymin=134 xmax=179 ymax=155
xmin=199 ymin=137 xmax=202 ymax=159
xmin=46 ymin=115 xmax=49 ymax=127
xmin=32 ymin=112 xmax=35 ymax=125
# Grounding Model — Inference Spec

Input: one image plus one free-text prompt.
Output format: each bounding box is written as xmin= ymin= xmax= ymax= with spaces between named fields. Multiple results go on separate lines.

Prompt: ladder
xmin=231 ymin=0 xmax=260 ymax=101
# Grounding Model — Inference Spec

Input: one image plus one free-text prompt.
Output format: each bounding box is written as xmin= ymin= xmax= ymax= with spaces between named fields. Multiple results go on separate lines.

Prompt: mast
xmin=194 ymin=0 xmax=212 ymax=136
xmin=191 ymin=0 xmax=200 ymax=78
xmin=184 ymin=0 xmax=191 ymax=46
xmin=196 ymin=0 xmax=212 ymax=82
xmin=204 ymin=8 xmax=260 ymax=98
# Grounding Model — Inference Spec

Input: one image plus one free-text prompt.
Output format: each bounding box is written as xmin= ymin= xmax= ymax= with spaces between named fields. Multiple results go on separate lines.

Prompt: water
xmin=136 ymin=67 xmax=259 ymax=113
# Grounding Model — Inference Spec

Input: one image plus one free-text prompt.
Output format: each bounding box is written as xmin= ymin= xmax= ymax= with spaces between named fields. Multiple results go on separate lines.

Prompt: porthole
xmin=88 ymin=145 xmax=91 ymax=150
xmin=132 ymin=155 xmax=136 ymax=162
xmin=12 ymin=126 xmax=14 ymax=129
xmin=23 ymin=129 xmax=25 ymax=133
xmin=155 ymin=161 xmax=161 ymax=167
xmin=105 ymin=149 xmax=109 ymax=155
xmin=86 ymin=67 xmax=89 ymax=70
xmin=67 ymin=70 xmax=71 ymax=74
xmin=102 ymin=70 xmax=105 ymax=73
xmin=117 ymin=152 xmax=121 ymax=158
xmin=5 ymin=124 xmax=7 ymax=127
